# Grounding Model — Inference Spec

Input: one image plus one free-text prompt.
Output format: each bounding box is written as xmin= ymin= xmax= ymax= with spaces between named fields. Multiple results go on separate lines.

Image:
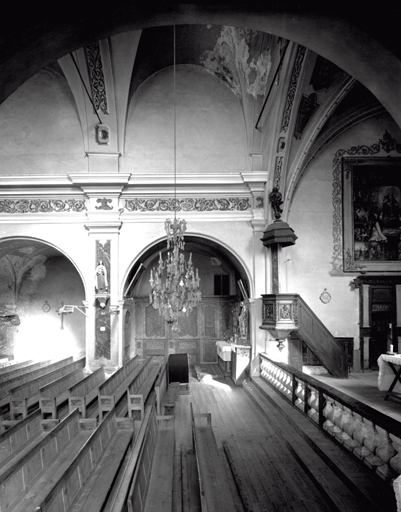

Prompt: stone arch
xmin=0 ymin=5 xmax=400 ymax=128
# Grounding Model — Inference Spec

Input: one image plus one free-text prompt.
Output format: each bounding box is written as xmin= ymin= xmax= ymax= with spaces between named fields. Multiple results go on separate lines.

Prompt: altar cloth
xmin=378 ymin=354 xmax=401 ymax=393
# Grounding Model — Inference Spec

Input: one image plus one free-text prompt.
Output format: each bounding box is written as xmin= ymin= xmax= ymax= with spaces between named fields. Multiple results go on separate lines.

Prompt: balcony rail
xmin=259 ymin=353 xmax=401 ymax=482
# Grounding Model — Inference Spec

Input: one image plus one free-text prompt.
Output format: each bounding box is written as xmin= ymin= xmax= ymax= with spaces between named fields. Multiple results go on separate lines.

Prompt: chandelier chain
xmin=149 ymin=25 xmax=202 ymax=327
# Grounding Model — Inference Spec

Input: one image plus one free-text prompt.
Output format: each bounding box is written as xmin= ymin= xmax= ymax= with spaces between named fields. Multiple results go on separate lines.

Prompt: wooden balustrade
xmin=259 ymin=353 xmax=401 ymax=482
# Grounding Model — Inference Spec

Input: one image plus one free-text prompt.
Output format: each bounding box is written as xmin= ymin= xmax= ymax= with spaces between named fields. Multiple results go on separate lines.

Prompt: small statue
xmin=95 ymin=260 xmax=108 ymax=293
xmin=238 ymin=301 xmax=248 ymax=339
xmin=269 ymin=187 xmax=283 ymax=220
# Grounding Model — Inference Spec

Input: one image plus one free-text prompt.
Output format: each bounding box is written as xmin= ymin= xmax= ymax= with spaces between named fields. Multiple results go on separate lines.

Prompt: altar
xmin=378 ymin=353 xmax=401 ymax=399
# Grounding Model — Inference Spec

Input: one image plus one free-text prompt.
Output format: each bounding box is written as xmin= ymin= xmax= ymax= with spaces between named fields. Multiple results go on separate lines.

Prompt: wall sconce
xmin=277 ymin=339 xmax=285 ymax=351
xmin=95 ymin=296 xmax=109 ymax=309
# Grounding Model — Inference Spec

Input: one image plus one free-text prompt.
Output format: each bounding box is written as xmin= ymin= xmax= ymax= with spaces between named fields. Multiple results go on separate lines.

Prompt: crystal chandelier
xmin=149 ymin=26 xmax=202 ymax=326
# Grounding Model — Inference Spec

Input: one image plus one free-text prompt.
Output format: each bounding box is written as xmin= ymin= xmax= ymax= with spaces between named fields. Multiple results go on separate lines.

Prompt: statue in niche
xmin=238 ymin=302 xmax=248 ymax=340
xmin=269 ymin=187 xmax=283 ymax=220
xmin=95 ymin=260 xmax=108 ymax=293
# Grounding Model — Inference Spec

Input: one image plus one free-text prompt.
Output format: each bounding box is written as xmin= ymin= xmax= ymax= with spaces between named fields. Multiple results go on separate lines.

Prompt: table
xmin=378 ymin=354 xmax=401 ymax=400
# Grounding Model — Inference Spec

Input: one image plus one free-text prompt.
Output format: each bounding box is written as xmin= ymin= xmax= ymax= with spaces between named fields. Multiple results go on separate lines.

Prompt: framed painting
xmin=343 ymin=157 xmax=401 ymax=272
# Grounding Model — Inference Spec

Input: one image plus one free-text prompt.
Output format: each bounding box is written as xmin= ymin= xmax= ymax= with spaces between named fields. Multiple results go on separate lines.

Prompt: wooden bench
xmin=0 ymin=410 xmax=49 ymax=466
xmin=127 ymin=357 xmax=160 ymax=421
xmin=190 ymin=404 xmax=237 ymax=512
xmin=0 ymin=408 xmax=94 ymax=512
xmin=36 ymin=405 xmax=135 ymax=512
xmin=68 ymin=367 xmax=106 ymax=418
xmin=9 ymin=358 xmax=86 ymax=420
xmin=0 ymin=360 xmax=35 ymax=375
xmin=154 ymin=359 xmax=168 ymax=416
xmin=98 ymin=356 xmax=142 ymax=421
xmin=0 ymin=357 xmax=73 ymax=402
xmin=40 ymin=368 xmax=86 ymax=419
xmin=102 ymin=405 xmax=174 ymax=512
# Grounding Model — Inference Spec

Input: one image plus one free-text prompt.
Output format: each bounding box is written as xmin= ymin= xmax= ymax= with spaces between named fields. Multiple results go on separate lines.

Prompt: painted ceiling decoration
xmin=85 ymin=41 xmax=108 ymax=114
xmin=201 ymin=26 xmax=272 ymax=98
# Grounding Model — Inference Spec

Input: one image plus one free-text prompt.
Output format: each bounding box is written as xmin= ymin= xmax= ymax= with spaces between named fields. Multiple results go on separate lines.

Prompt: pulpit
xmin=231 ymin=343 xmax=251 ymax=385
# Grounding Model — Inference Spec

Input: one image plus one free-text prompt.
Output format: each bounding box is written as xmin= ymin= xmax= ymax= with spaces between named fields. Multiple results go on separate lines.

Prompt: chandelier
xmin=149 ymin=26 xmax=202 ymax=326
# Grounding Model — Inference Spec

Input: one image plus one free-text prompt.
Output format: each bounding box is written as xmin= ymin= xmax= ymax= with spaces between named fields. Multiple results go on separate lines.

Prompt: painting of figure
xmin=344 ymin=158 xmax=401 ymax=271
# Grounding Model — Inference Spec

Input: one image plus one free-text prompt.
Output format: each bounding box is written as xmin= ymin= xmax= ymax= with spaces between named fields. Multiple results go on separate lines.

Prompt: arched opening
xmin=123 ymin=236 xmax=251 ymax=367
xmin=0 ymin=237 xmax=85 ymax=361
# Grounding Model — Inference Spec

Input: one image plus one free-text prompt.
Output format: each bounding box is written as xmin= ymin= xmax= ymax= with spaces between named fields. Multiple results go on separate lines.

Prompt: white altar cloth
xmin=378 ymin=354 xmax=401 ymax=393
xmin=216 ymin=341 xmax=232 ymax=361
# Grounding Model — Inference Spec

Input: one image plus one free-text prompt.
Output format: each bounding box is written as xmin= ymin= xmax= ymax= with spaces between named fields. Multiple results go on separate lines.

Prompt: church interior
xmin=1 ymin=2 xmax=401 ymax=511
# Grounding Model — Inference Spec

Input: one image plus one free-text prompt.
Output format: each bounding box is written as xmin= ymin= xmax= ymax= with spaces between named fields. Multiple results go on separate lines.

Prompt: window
xmin=214 ymin=274 xmax=230 ymax=295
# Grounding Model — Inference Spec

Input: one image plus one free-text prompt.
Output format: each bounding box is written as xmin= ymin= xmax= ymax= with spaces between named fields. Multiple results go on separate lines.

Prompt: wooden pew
xmin=40 ymin=368 xmax=86 ymax=419
xmin=0 ymin=360 xmax=34 ymax=374
xmin=9 ymin=358 xmax=86 ymax=420
xmin=127 ymin=357 xmax=160 ymax=421
xmin=101 ymin=405 xmax=174 ymax=512
xmin=190 ymin=404 xmax=237 ymax=512
xmin=98 ymin=356 xmax=142 ymax=421
xmin=68 ymin=367 xmax=106 ymax=418
xmin=154 ymin=359 xmax=168 ymax=416
xmin=0 ymin=357 xmax=73 ymax=401
xmin=0 ymin=410 xmax=49 ymax=466
xmin=36 ymin=405 xmax=135 ymax=512
xmin=0 ymin=408 xmax=94 ymax=512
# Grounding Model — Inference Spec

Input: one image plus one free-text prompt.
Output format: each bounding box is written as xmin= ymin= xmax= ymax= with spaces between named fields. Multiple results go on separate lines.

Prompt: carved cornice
xmin=124 ymin=197 xmax=251 ymax=212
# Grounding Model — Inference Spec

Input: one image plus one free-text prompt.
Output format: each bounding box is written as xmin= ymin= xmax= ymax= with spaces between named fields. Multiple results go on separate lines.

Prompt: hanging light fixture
xmin=149 ymin=25 xmax=202 ymax=326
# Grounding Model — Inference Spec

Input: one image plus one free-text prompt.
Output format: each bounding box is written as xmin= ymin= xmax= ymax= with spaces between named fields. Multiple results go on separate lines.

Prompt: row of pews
xmin=0 ymin=354 xmax=170 ymax=512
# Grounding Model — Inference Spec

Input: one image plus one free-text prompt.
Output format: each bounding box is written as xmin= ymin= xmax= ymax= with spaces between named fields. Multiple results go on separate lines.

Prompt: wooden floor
xmin=170 ymin=370 xmax=363 ymax=512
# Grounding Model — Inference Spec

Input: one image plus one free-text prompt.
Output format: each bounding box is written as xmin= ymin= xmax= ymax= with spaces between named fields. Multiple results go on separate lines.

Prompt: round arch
xmin=122 ymin=233 xmax=253 ymax=301
xmin=0 ymin=236 xmax=88 ymax=295
xmin=0 ymin=5 xmax=400 ymax=128
xmin=0 ymin=236 xmax=87 ymax=361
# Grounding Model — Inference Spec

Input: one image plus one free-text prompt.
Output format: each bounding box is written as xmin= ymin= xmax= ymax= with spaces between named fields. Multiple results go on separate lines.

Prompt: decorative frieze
xmin=0 ymin=199 xmax=87 ymax=213
xmin=124 ymin=197 xmax=251 ymax=212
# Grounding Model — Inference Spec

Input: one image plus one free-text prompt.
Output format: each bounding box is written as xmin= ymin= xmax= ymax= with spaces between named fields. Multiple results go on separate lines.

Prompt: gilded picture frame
xmin=342 ymin=157 xmax=401 ymax=272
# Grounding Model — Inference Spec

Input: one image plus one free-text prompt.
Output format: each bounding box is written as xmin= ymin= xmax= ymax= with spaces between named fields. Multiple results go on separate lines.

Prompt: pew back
xmin=0 ymin=357 xmax=73 ymax=399
xmin=9 ymin=358 xmax=85 ymax=420
xmin=98 ymin=356 xmax=141 ymax=420
xmin=68 ymin=367 xmax=106 ymax=418
xmin=37 ymin=406 xmax=134 ymax=512
xmin=127 ymin=358 xmax=160 ymax=420
xmin=0 ymin=409 xmax=88 ymax=512
xmin=40 ymin=368 xmax=85 ymax=419
xmin=154 ymin=360 xmax=168 ymax=416
xmin=0 ymin=410 xmax=42 ymax=466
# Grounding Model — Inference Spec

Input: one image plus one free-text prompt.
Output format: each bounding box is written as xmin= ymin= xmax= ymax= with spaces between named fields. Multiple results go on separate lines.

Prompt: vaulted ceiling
xmin=0 ymin=3 xmax=399 ymax=266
